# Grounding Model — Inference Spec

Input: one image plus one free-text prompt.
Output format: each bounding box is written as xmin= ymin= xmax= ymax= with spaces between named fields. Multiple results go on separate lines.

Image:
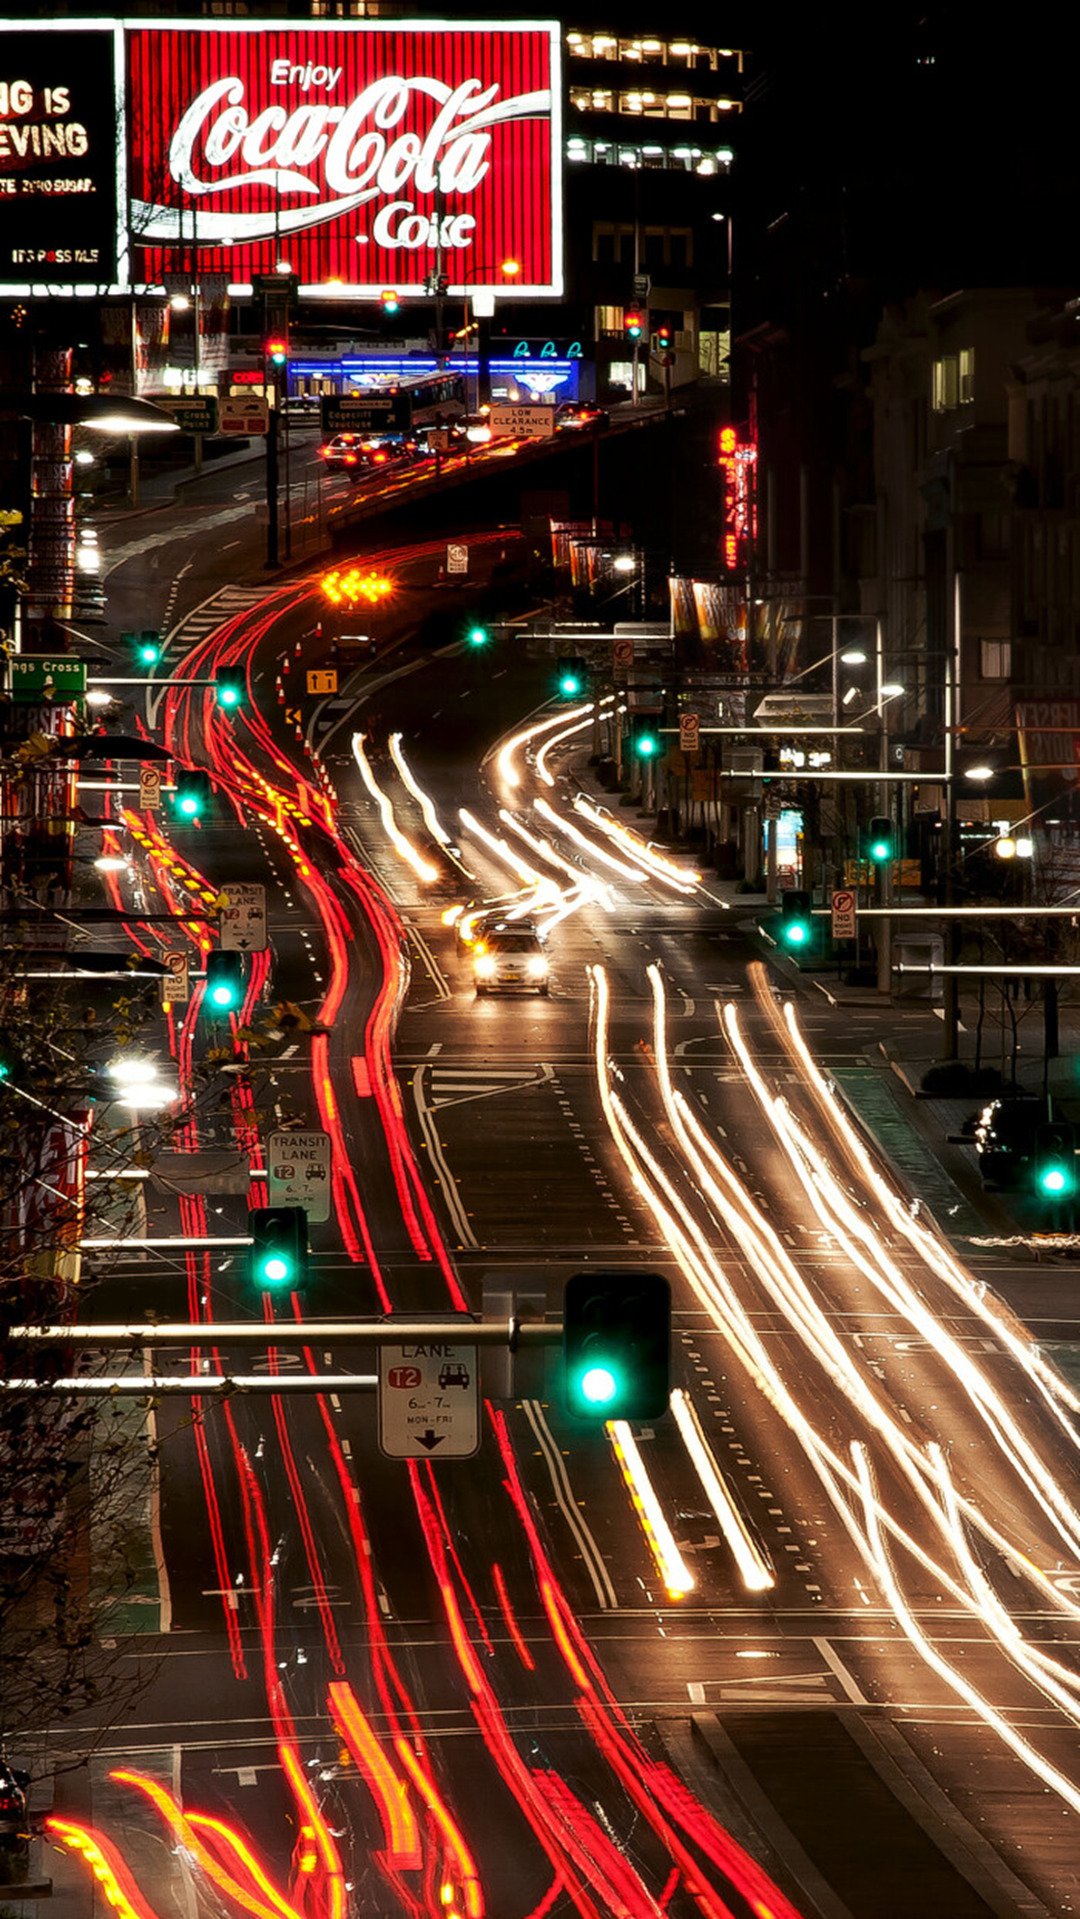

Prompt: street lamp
xmin=456 ymin=258 xmax=521 ymax=410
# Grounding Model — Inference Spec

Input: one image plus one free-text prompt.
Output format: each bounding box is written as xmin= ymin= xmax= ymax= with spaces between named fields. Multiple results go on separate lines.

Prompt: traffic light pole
xmin=265 ymin=408 xmax=279 ymax=569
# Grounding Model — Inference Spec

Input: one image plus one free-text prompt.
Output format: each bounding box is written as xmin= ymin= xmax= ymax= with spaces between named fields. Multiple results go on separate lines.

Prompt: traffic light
xmin=248 ymin=1207 xmax=308 ymax=1290
xmin=780 ymin=889 xmax=813 ymax=949
xmin=381 ymin=289 xmax=400 ymax=316
xmin=655 ymin=321 xmax=673 ymax=349
xmin=128 ymin=629 xmax=161 ymax=669
xmin=631 ymin=719 xmax=660 ymax=759
xmin=465 ymin=623 xmax=491 ymax=649
xmin=564 ymin=1271 xmax=671 ymax=1420
xmin=624 ymin=309 xmax=644 ymax=342
xmin=204 ymin=949 xmax=244 ymax=1014
xmin=214 ymin=665 xmax=245 ymax=710
xmin=1034 ymin=1122 xmax=1078 ymax=1200
xmin=170 ymin=769 xmax=212 ymax=823
xmin=865 ymin=815 xmax=896 ymax=864
xmin=266 ymin=338 xmax=288 ymax=368
xmin=556 ymin=656 xmax=588 ymax=700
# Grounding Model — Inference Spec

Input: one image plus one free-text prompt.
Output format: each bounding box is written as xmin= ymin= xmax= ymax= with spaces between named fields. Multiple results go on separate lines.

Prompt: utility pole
xmin=942 ymin=564 xmax=961 ymax=1058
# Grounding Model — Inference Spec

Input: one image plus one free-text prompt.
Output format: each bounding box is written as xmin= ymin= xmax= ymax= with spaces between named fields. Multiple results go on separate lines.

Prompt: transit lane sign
xmin=378 ymin=1336 xmax=480 ymax=1459
xmin=267 ymin=1129 xmax=330 ymax=1222
xmin=219 ymin=882 xmax=267 ymax=953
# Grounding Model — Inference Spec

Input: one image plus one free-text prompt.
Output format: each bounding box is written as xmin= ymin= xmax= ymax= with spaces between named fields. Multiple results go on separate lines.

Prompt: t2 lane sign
xmin=377 ymin=1336 xmax=479 ymax=1459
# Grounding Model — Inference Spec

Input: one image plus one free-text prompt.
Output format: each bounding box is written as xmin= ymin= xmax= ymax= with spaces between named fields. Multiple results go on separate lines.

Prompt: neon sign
xmin=718 ymin=425 xmax=757 ymax=573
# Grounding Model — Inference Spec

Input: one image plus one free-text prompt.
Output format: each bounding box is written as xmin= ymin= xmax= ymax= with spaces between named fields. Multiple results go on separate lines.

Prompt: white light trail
xmin=352 ymin=734 xmax=440 ymax=884
xmin=388 ymin=732 xmax=453 ymax=846
xmin=573 ymin=794 xmax=701 ymax=894
xmin=534 ymin=797 xmax=650 ymax=884
xmin=852 ymin=1442 xmax=1080 ymax=1816
xmin=669 ymin=1389 xmax=774 ymax=1592
xmin=587 ymin=961 xmax=1080 ymax=1809
xmin=493 ymin=700 xmax=609 ymax=793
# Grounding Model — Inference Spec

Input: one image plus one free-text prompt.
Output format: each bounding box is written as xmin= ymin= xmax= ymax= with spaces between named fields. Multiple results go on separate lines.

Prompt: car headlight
xmin=527 ymin=956 xmax=548 ymax=979
xmin=474 ymin=954 xmax=497 ymax=980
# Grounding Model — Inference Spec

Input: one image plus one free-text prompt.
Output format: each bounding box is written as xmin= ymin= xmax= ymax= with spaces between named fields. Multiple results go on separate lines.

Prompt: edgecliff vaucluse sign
xmin=126 ymin=20 xmax=562 ymax=296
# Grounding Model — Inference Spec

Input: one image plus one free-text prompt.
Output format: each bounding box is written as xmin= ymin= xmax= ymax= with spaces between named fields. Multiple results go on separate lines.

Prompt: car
xmin=473 ymin=926 xmax=550 ymax=996
xmin=318 ymin=433 xmax=366 ymax=470
xmin=358 ymin=437 xmax=418 ymax=469
xmin=555 ymin=401 xmax=609 ymax=433
xmin=972 ymin=1095 xmax=1046 ymax=1187
xmin=455 ymin=904 xmax=544 ymax=954
xmin=438 ymin=1362 xmax=470 ymax=1389
xmin=0 ymin=1763 xmax=29 ymax=1837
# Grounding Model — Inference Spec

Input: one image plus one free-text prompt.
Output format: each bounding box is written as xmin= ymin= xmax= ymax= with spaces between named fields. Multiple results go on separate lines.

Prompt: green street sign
xmin=10 ymin=656 xmax=87 ymax=703
xmin=164 ymin=396 xmax=219 ymax=435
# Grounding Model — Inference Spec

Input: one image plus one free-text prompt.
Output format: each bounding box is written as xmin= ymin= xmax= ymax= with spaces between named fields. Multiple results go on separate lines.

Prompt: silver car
xmin=473 ymin=927 xmax=550 ymax=996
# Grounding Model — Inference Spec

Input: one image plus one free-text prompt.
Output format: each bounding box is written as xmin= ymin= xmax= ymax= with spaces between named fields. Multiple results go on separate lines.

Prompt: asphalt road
xmin=34 ymin=487 xmax=1080 ymax=1919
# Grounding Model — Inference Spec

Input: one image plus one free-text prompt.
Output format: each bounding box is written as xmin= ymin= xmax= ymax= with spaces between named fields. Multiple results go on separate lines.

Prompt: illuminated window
xmin=959 ymin=347 xmax=975 ymax=404
xmin=980 ymin=640 xmax=1011 ymax=680
xmin=932 ymin=355 xmax=958 ymax=411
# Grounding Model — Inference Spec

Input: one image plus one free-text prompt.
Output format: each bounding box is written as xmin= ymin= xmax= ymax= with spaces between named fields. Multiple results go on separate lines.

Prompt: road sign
xmin=219 ymin=882 xmax=267 ymax=953
xmin=831 ymin=888 xmax=857 ymax=940
xmin=161 ymin=950 xmax=190 ymax=1005
xmin=679 ymin=711 xmax=701 ymax=753
xmin=320 ymin=394 xmax=394 ymax=435
xmin=284 ymin=705 xmax=303 ymax=727
xmin=446 ymin=542 xmax=469 ymax=575
xmin=378 ymin=1335 xmax=480 ymax=1459
xmin=10 ymin=657 xmax=86 ymax=703
xmin=267 ymin=1129 xmax=331 ymax=1222
xmin=164 ymin=396 xmax=219 ymax=436
xmin=138 ymin=766 xmax=163 ymax=811
xmin=612 ymin=636 xmax=635 ymax=673
xmin=487 ymin=403 xmax=555 ymax=440
xmin=219 ymin=396 xmax=270 ymax=437
xmin=632 ymin=273 xmax=652 ymax=303
xmin=306 ymin=668 xmax=338 ymax=696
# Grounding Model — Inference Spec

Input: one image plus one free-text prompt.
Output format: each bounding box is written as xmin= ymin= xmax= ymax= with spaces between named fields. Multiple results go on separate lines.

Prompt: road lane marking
xmin=521 ymin=1399 xmax=617 ymax=1611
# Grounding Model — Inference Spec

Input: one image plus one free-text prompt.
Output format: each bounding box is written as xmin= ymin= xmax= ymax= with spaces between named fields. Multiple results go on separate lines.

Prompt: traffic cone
xmin=277 ymin=683 xmax=285 ymax=703
xmin=294 ymin=640 xmax=302 ymax=657
xmin=281 ymin=655 xmax=290 ymax=674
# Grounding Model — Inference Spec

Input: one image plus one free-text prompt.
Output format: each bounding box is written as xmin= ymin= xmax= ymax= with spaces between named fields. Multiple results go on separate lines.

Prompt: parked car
xmin=973 ymin=1096 xmax=1046 ymax=1187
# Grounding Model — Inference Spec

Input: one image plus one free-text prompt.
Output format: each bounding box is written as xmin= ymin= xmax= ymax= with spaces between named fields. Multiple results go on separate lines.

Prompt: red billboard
xmin=125 ymin=21 xmax=562 ymax=299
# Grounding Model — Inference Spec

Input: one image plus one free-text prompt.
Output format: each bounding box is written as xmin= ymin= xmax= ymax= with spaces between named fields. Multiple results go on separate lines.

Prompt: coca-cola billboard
xmin=126 ymin=21 xmax=562 ymax=297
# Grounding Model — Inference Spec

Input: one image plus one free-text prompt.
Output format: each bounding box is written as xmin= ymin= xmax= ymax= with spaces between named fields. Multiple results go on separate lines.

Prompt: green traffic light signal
xmin=556 ymin=655 xmax=587 ymax=700
xmin=1035 ymin=1123 xmax=1077 ymax=1200
xmin=779 ymin=889 xmax=812 ymax=950
xmin=171 ymin=770 xmax=212 ymax=823
xmin=466 ymin=625 xmax=491 ymax=649
xmin=564 ymin=1270 xmax=671 ymax=1421
xmin=249 ymin=1207 xmax=308 ymax=1291
xmin=866 ymin=815 xmax=895 ymax=863
xmin=205 ymin=950 xmax=243 ymax=1014
xmin=633 ymin=727 xmax=659 ymax=758
xmin=215 ymin=666 xmax=245 ymax=710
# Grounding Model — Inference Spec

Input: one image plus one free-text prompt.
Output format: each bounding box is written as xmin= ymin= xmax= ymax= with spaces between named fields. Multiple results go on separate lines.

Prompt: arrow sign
xmin=416 ymin=1430 xmax=445 ymax=1451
